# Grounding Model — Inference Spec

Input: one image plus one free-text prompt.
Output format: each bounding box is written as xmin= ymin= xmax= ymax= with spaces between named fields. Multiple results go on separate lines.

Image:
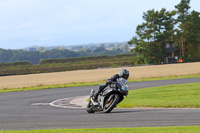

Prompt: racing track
xmin=0 ymin=78 xmax=200 ymax=130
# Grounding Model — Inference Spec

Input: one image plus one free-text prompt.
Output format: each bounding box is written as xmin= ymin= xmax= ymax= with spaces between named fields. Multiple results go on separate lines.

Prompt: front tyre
xmin=86 ymin=100 xmax=94 ymax=113
xmin=103 ymin=94 xmax=119 ymax=113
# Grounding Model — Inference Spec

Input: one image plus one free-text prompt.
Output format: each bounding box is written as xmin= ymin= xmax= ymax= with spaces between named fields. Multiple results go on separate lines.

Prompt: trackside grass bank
xmin=0 ymin=126 xmax=200 ymax=133
xmin=0 ymin=82 xmax=99 ymax=93
xmin=0 ymin=75 xmax=200 ymax=93
xmin=118 ymin=82 xmax=200 ymax=108
xmin=1 ymin=62 xmax=200 ymax=90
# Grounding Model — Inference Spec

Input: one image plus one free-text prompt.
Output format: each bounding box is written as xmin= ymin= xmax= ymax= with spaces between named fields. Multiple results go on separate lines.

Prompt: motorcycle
xmin=86 ymin=78 xmax=128 ymax=113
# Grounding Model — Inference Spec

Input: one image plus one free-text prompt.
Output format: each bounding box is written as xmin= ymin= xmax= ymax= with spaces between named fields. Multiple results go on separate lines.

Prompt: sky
xmin=0 ymin=0 xmax=200 ymax=49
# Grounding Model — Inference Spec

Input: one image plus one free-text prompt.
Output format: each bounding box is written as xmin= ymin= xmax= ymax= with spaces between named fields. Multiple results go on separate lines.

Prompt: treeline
xmin=0 ymin=46 xmax=126 ymax=65
xmin=0 ymin=61 xmax=31 ymax=68
xmin=129 ymin=0 xmax=200 ymax=64
xmin=40 ymin=54 xmax=133 ymax=64
xmin=0 ymin=54 xmax=135 ymax=76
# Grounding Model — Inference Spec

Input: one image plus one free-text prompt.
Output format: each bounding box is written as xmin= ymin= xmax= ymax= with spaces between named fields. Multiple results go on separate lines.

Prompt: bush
xmin=0 ymin=54 xmax=136 ymax=76
xmin=40 ymin=54 xmax=134 ymax=64
xmin=0 ymin=61 xmax=31 ymax=68
xmin=0 ymin=61 xmax=132 ymax=76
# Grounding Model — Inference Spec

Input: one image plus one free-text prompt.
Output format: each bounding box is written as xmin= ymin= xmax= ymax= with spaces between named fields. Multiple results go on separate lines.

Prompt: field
xmin=0 ymin=54 xmax=134 ymax=76
xmin=0 ymin=62 xmax=200 ymax=90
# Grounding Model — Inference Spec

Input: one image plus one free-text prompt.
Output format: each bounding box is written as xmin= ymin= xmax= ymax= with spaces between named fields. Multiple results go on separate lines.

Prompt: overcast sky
xmin=0 ymin=0 xmax=199 ymax=49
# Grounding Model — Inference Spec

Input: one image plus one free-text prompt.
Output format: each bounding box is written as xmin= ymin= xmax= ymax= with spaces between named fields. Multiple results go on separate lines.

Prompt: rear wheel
xmin=103 ymin=94 xmax=119 ymax=113
xmin=86 ymin=100 xmax=94 ymax=113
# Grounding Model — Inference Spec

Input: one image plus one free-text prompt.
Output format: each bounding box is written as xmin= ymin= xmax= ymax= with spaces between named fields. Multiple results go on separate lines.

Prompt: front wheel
xmin=86 ymin=100 xmax=94 ymax=113
xmin=103 ymin=94 xmax=119 ymax=113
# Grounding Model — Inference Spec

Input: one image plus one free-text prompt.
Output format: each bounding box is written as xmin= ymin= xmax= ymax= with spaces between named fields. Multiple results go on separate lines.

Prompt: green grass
xmin=129 ymin=75 xmax=200 ymax=82
xmin=1 ymin=126 xmax=200 ymax=133
xmin=0 ymin=82 xmax=99 ymax=93
xmin=118 ymin=82 xmax=200 ymax=108
xmin=0 ymin=75 xmax=200 ymax=93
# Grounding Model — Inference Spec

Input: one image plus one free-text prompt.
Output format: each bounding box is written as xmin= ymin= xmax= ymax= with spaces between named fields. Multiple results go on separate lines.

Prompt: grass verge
xmin=118 ymin=82 xmax=200 ymax=108
xmin=0 ymin=126 xmax=200 ymax=133
xmin=129 ymin=75 xmax=200 ymax=82
xmin=0 ymin=74 xmax=200 ymax=93
xmin=0 ymin=82 xmax=99 ymax=93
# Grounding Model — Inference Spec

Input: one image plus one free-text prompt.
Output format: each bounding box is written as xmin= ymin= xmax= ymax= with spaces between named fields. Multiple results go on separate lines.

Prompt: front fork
xmin=90 ymin=89 xmax=99 ymax=106
xmin=90 ymin=97 xmax=96 ymax=105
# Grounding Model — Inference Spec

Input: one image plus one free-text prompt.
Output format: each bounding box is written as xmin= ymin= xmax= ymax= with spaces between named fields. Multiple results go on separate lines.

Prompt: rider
xmin=93 ymin=68 xmax=129 ymax=101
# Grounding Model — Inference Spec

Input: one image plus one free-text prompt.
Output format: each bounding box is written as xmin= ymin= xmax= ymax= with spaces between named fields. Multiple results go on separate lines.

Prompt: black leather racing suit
xmin=97 ymin=74 xmax=120 ymax=94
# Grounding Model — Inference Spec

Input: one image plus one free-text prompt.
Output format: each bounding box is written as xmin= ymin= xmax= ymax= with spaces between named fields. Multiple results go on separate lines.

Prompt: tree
xmin=175 ymin=0 xmax=191 ymax=60
xmin=184 ymin=11 xmax=200 ymax=61
xmin=120 ymin=44 xmax=129 ymax=52
xmin=81 ymin=46 xmax=92 ymax=53
xmin=38 ymin=47 xmax=45 ymax=51
xmin=93 ymin=46 xmax=106 ymax=53
xmin=129 ymin=8 xmax=176 ymax=64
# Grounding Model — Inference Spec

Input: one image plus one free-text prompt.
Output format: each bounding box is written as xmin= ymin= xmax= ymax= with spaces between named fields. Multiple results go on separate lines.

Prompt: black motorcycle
xmin=86 ymin=78 xmax=128 ymax=113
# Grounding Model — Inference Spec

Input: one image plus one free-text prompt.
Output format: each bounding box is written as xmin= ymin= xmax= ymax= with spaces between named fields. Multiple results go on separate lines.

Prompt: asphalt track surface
xmin=0 ymin=78 xmax=200 ymax=130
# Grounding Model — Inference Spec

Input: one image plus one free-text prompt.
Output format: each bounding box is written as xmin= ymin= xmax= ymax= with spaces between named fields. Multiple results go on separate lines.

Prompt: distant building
xmin=162 ymin=41 xmax=178 ymax=63
xmin=128 ymin=44 xmax=136 ymax=50
xmin=28 ymin=47 xmax=37 ymax=51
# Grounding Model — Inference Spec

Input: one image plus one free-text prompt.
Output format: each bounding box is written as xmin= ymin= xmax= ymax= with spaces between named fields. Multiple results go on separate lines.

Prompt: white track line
xmin=49 ymin=96 xmax=89 ymax=109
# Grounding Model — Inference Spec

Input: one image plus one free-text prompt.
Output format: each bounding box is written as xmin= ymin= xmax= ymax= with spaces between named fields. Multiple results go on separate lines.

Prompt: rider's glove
xmin=106 ymin=79 xmax=112 ymax=85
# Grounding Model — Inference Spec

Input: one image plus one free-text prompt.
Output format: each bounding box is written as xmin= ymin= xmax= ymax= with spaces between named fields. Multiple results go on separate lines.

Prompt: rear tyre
xmin=86 ymin=101 xmax=94 ymax=113
xmin=103 ymin=94 xmax=119 ymax=113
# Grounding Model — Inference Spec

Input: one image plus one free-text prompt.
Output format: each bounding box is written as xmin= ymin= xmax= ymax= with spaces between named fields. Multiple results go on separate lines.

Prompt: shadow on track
xmin=88 ymin=109 xmax=155 ymax=114
xmin=111 ymin=109 xmax=155 ymax=114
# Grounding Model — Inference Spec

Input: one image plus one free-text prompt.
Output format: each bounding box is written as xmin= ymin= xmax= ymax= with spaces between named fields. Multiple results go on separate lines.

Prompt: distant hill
xmin=22 ymin=41 xmax=135 ymax=51
xmin=0 ymin=42 xmax=134 ymax=64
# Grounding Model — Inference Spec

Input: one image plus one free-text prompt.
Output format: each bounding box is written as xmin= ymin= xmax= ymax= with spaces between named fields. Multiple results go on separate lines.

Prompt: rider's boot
xmin=93 ymin=91 xmax=99 ymax=102
xmin=93 ymin=85 xmax=104 ymax=102
xmin=93 ymin=84 xmax=107 ymax=105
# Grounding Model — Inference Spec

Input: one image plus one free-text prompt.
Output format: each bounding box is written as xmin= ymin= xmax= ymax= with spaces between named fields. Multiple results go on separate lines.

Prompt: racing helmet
xmin=119 ymin=68 xmax=129 ymax=80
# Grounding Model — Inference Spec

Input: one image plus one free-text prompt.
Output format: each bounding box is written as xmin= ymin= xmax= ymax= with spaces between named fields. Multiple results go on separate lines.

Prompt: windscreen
xmin=117 ymin=78 xmax=127 ymax=89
